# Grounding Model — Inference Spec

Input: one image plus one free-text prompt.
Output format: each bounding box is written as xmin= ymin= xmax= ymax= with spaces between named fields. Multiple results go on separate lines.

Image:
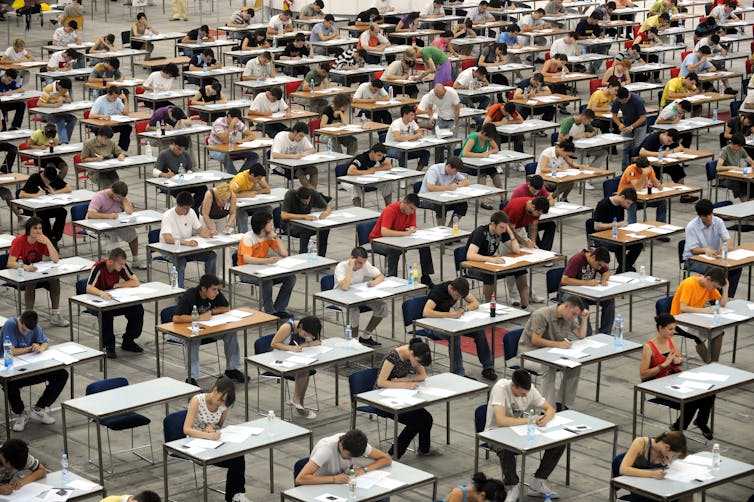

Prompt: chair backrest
xmin=676 ymin=239 xmax=686 ymax=267
xmin=232 ymin=251 xmax=238 ymax=267
xmin=86 ymin=377 xmax=129 ymax=396
xmin=606 ymin=59 xmax=614 ymax=70
xmin=272 ymin=207 xmax=282 ymax=231
xmin=585 ymin=218 xmax=596 ymax=246
xmin=713 ymin=201 xmax=733 ymax=209
xmin=163 ymin=409 xmax=188 ymax=442
xmin=545 ymin=267 xmax=564 ymax=299
xmin=731 ymin=100 xmax=742 ymax=118
xmin=612 ymin=452 xmax=627 ymax=478
xmin=669 ymin=68 xmax=680 ymax=78
xmin=644 ymin=114 xmax=657 ymax=132
xmin=348 ymin=367 xmax=379 ymax=397
xmin=70 ymin=203 xmax=89 ymax=222
xmin=453 ymin=245 xmax=467 ymax=273
xmin=161 ymin=305 xmax=176 ymax=324
xmin=460 ymin=59 xmax=476 ymax=71
xmin=285 ymin=81 xmax=300 ymax=97
xmin=135 ymin=120 xmax=149 ymax=134
xmin=680 ymin=50 xmax=691 ymax=61
xmin=293 ymin=457 xmax=310 ymax=481
xmin=148 ymin=229 xmax=160 ymax=244
xmin=121 ymin=30 xmax=131 ymax=47
xmin=503 ymin=328 xmax=523 ymax=362
xmin=75 ymin=278 xmax=87 ymax=296
xmin=401 ymin=296 xmax=428 ymax=328
xmin=705 ymin=160 xmax=718 ymax=182
xmin=589 ymin=78 xmax=602 ymax=95
xmin=335 ymin=162 xmax=350 ymax=178
xmin=254 ymin=333 xmax=275 ymax=355
xmin=320 ymin=273 xmax=335 ymax=292
xmin=655 ymin=296 xmax=673 ymax=315
xmin=499 ymin=199 xmax=508 ymax=211
xmin=412 ymin=180 xmax=422 ymax=194
xmin=356 ymin=221 xmax=375 ymax=246
xmin=0 ymin=254 xmax=8 ymax=270
xmin=524 ymin=162 xmax=537 ymax=177
xmin=550 ymin=131 xmax=559 ymax=146
xmin=603 ymin=177 xmax=620 ymax=198
xmin=308 ymin=119 xmax=321 ymax=139
xmin=474 ymin=404 xmax=487 ymax=433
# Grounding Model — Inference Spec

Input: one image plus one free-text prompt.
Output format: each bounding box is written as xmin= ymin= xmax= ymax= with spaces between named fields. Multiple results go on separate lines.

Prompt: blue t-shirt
xmin=497 ymin=31 xmax=519 ymax=45
xmin=680 ymin=52 xmax=713 ymax=77
xmin=611 ymin=93 xmax=646 ymax=127
xmin=0 ymin=79 xmax=22 ymax=93
xmin=1 ymin=317 xmax=48 ymax=349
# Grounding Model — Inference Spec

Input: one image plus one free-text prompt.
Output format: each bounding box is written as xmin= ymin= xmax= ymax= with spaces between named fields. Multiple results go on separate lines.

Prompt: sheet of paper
xmin=453 ymin=310 xmax=489 ymax=322
xmin=354 ymin=469 xmax=391 ymax=490
xmin=373 ymin=279 xmax=404 ymax=289
xmin=554 ymin=358 xmax=582 ymax=368
xmin=683 ymin=454 xmax=713 ymax=466
xmin=678 ymin=372 xmax=729 ymax=382
xmin=542 ymin=428 xmax=576 ymax=440
xmin=286 ymin=355 xmax=317 ymax=365
xmin=376 ymin=477 xmax=406 ymax=489
xmin=548 ymin=348 xmax=588 ymax=358
xmin=608 ymin=275 xmax=634 ymax=284
xmin=419 ymin=386 xmax=455 ymax=398
xmin=57 ymin=344 xmax=87 ymax=355
xmin=623 ymin=223 xmax=653 ymax=232
xmin=227 ymin=309 xmax=253 ymax=319
xmin=510 ymin=424 xmax=542 ymax=436
xmin=184 ymin=438 xmax=223 ymax=449
xmin=49 ymin=350 xmax=77 ymax=365
xmin=65 ymin=479 xmax=99 ymax=491
xmin=220 ymin=425 xmax=261 ymax=443
xmin=254 ymin=266 xmax=287 ymax=276
xmin=571 ymin=339 xmax=606 ymax=350
xmin=276 ymin=257 xmax=306 ymax=268
xmin=722 ymin=313 xmax=749 ymax=321
xmin=664 ymin=460 xmax=714 ymax=482
xmin=380 ymin=388 xmax=420 ymax=398
xmin=379 ymin=395 xmax=425 ymax=407
xmin=726 ymin=248 xmax=754 ymax=260
xmin=353 ymin=288 xmax=392 ymax=299
xmin=2 ymin=482 xmax=52 ymax=501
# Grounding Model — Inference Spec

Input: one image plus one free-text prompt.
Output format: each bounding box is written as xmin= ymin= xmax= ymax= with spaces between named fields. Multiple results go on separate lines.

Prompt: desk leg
xmin=96 ymin=418 xmax=105 ymax=492
xmin=269 ymin=447 xmax=275 ymax=493
xmin=733 ymin=325 xmax=739 ymax=364
xmin=335 ymin=363 xmax=339 ymax=407
xmin=446 ymin=401 xmax=450 ymax=445
xmin=649 ymin=240 xmax=655 ymax=275
xmin=632 ymin=387 xmax=638 ymax=437
xmin=519 ymin=453 xmax=527 ymax=501
xmin=68 ymin=299 xmax=74 ymax=342
xmin=474 ymin=436 xmax=479 ymax=472
xmin=596 ymin=361 xmax=602 ymax=402
xmin=392 ymin=412 xmax=399 ymax=459
xmin=203 ymin=464 xmax=208 ymax=502
xmin=147 ymin=248 xmax=153 ymax=282
xmin=629 ymin=293 xmax=633 ymax=332
xmin=3 ymin=383 xmax=10 ymax=441
xmin=279 ymin=375 xmax=286 ymax=420
xmin=163 ymin=447 xmax=168 ymax=502
xmin=244 ymin=359 xmax=249 ymax=421
xmin=566 ymin=443 xmax=571 ymax=485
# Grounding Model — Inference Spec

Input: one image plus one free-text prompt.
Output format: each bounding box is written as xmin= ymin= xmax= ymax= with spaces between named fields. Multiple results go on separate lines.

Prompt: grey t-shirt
xmin=521 ymin=304 xmax=580 ymax=352
xmin=155 ymin=148 xmax=193 ymax=174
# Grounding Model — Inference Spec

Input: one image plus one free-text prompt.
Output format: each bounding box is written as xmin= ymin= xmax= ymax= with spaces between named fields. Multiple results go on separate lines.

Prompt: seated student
xmin=352 ymin=78 xmax=391 ymax=124
xmin=466 ymin=211 xmax=531 ymax=309
xmin=618 ymin=431 xmax=690 ymax=502
xmin=181 ymin=24 xmax=216 ymax=49
xmin=87 ymin=182 xmax=145 ymax=268
xmin=267 ymin=9 xmax=294 ymax=37
xmin=130 ymin=13 xmax=159 ymax=58
xmin=536 ymin=139 xmax=583 ymax=202
xmin=594 ymin=187 xmax=642 ymax=273
xmin=187 ymin=48 xmax=221 ymax=85
xmin=671 ymin=267 xmax=728 ymax=363
xmin=354 ymin=7 xmax=382 ymax=27
xmin=0 ymin=438 xmax=47 ymax=489
xmin=423 ymin=278 xmax=498 ymax=381
xmin=192 ymin=80 xmax=228 ymax=122
xmin=18 ymin=165 xmax=71 ymax=248
xmin=248 ymin=87 xmax=288 ymax=138
xmin=334 ymin=47 xmax=368 ymax=71
xmin=0 ymin=69 xmax=26 ymax=132
xmin=183 ymin=376 xmax=250 ymax=502
xmin=1 ymin=39 xmax=36 ymax=84
xmin=281 ymin=34 xmax=314 ymax=76
xmin=201 ymin=182 xmax=237 ymax=236
xmin=602 ymin=59 xmax=632 ymax=86
xmin=160 ymin=192 xmax=217 ymax=288
xmin=459 ymin=123 xmax=503 ymax=210
xmin=335 ymin=247 xmax=386 ymax=346
xmin=90 ymin=33 xmax=118 ymax=54
xmin=619 ymin=155 xmax=668 ymax=226
xmin=300 ymin=0 xmax=325 ymax=20
xmin=311 ymin=14 xmax=340 ymax=54
xmin=281 ymin=186 xmax=332 ymax=257
xmin=88 ymin=58 xmax=123 ymax=99
xmin=142 ymin=63 xmax=180 ymax=109
xmin=85 ymin=248 xmax=145 ymax=359
xmin=513 ymin=72 xmax=554 ymax=122
xmin=345 ymin=143 xmax=393 ymax=208
xmin=638 ymin=128 xmax=698 ymax=204
xmin=641 ymin=314 xmax=714 ymax=440
xmin=2 ymin=311 xmax=68 ymax=431
xmin=385 ymin=105 xmax=430 ymax=170
xmin=717 ymin=133 xmax=752 ymax=202
xmin=147 ymin=105 xmax=190 ymax=132
xmin=586 ymin=80 xmax=620 ymax=131
xmin=444 ymin=472 xmax=506 ymax=502
xmin=46 ymin=49 xmax=82 ymax=74
xmin=80 ymin=125 xmax=126 ymax=188
xmin=485 ymin=369 xmax=563 ymax=501
xmin=173 ymin=277 xmax=246 ymax=385
xmin=241 ymin=50 xmax=275 ymax=80
xmin=208 ymin=109 xmax=259 ymax=175
xmin=419 ymin=157 xmax=470 ymax=227
xmin=153 ymin=136 xmax=207 ymax=212
xmin=321 ymin=94 xmax=357 ymax=156
xmin=357 ymin=23 xmax=391 ymax=65
xmin=229 ymin=164 xmax=270 ymax=233
xmin=558 ymin=108 xmax=606 ymax=171
xmin=271 ymin=316 xmax=321 ymax=418
xmin=271 ymin=123 xmax=318 ymax=190
xmin=37 ymin=78 xmax=76 ymax=145
xmin=657 ymin=98 xmax=693 ymax=148
xmin=295 ymin=429 xmax=392 ymax=486
xmin=482 ymin=102 xmax=525 ymax=156
xmin=377 ymin=337 xmax=442 ymax=457
xmin=453 ymin=65 xmax=490 ymax=109
xmin=100 ymin=491 xmax=162 ymax=502
xmin=241 ymin=29 xmax=270 ymax=53
xmin=237 ymin=210 xmax=295 ymax=316
xmin=89 ymin=88 xmax=132 ymax=152
xmin=561 ymin=247 xmax=615 ymax=335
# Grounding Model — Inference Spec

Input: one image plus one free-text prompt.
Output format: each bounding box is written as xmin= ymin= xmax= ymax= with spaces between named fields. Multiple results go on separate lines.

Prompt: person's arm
xmin=531 ymin=328 xmax=571 ymax=349
xmin=8 ymin=460 xmax=46 ymax=489
xmin=422 ymin=298 xmax=464 ymax=319
xmin=200 ymin=192 xmax=218 ymax=234
xmin=463 ymin=292 xmax=480 ymax=311
xmin=376 ymin=359 xmax=424 ymax=388
xmin=493 ymin=400 xmax=528 ymax=427
xmin=51 ymin=182 xmax=72 ymax=194
xmin=183 ymin=395 xmax=222 ymax=439
xmin=561 ymin=270 xmax=599 ymax=286
xmin=620 ymin=437 xmax=667 ymax=478
xmin=360 ymin=446 xmax=392 ymax=474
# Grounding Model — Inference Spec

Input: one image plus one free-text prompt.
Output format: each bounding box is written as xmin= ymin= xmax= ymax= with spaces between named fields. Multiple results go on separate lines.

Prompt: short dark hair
xmin=490 ymin=210 xmax=508 ymax=224
xmin=619 ymin=187 xmax=638 ymax=201
xmin=296 ymin=186 xmax=314 ymax=201
xmin=111 ymin=181 xmax=128 ymax=197
xmin=446 ymin=156 xmax=462 ymax=171
xmin=589 ymin=11 xmax=601 ymax=19
xmin=592 ymin=247 xmax=611 ymax=264
xmin=199 ymin=24 xmax=210 ymax=33
xmin=685 ymin=71 xmax=699 ymax=83
xmin=535 ymin=7 xmax=545 ymax=14
xmin=635 ymin=155 xmax=650 ymax=168
xmin=248 ymin=163 xmax=266 ymax=178
xmin=528 ymin=174 xmax=544 ymax=190
xmin=408 ymin=337 xmax=431 ymax=366
xmin=57 ymin=77 xmax=72 ymax=90
xmin=291 ymin=121 xmax=309 ymax=134
xmin=269 ymin=86 xmax=283 ymax=100
xmin=705 ymin=267 xmax=725 ymax=285
xmin=175 ymin=191 xmax=194 ymax=207
xmin=695 ymin=198 xmax=714 ymax=216
xmin=558 ymin=138 xmax=576 ymax=152
xmin=655 ymin=313 xmax=675 ymax=329
xmin=105 ymin=57 xmax=120 ymax=70
xmin=664 ymin=128 xmax=680 ymax=142
xmin=250 ymin=210 xmax=272 ymax=234
xmin=531 ymin=72 xmax=544 ymax=84
xmin=162 ymin=63 xmax=180 ymax=78
xmin=400 ymin=104 xmax=415 ymax=117
xmin=199 ymin=274 xmax=221 ymax=290
xmin=3 ymin=68 xmax=18 ymax=80
xmin=108 ymin=247 xmax=127 ymax=261
xmin=403 ymin=193 xmax=420 ymax=206
xmin=169 ymin=106 xmax=186 ymax=120
xmin=97 ymin=125 xmax=114 ymax=138
xmin=351 ymin=246 xmax=368 ymax=259
xmin=563 ymin=295 xmax=586 ymax=310
xmin=617 ymin=87 xmax=630 ymax=100
xmin=532 ymin=197 xmax=550 ymax=214
xmin=697 ymin=46 xmax=711 ymax=55
xmin=606 ymin=1 xmax=616 ymax=8
xmin=449 ymin=277 xmax=470 ymax=297
xmin=228 ymin=108 xmax=243 ymax=119
xmin=370 ymin=77 xmax=383 ymax=88
xmin=43 ymin=164 xmax=60 ymax=181
xmin=340 ymin=430 xmax=368 ymax=457
xmin=67 ymin=19 xmax=78 ymax=29
xmin=133 ymin=491 xmax=161 ymax=502
xmin=106 ymin=85 xmax=120 ymax=96
xmin=607 ymin=79 xmax=621 ymax=89
xmin=63 ymin=48 xmax=80 ymax=59
xmin=512 ymin=368 xmax=531 ymax=390
xmin=299 ymin=315 xmax=322 ymax=339
xmin=213 ymin=375 xmax=236 ymax=406
xmin=370 ymin=143 xmax=387 ymax=154
xmin=581 ymin=108 xmax=596 ymax=120
xmin=105 ymin=34 xmax=116 ymax=44
xmin=25 ymin=216 xmax=43 ymax=235
xmin=172 ymin=135 xmax=190 ymax=148
xmin=0 ymin=439 xmax=30 ymax=469
xmin=19 ymin=310 xmax=38 ymax=330
xmin=504 ymin=102 xmax=517 ymax=114
xmin=678 ymin=100 xmax=692 ymax=112
xmin=201 ymin=47 xmax=215 ymax=58
xmin=324 ymin=13 xmax=335 ymax=22
xmin=480 ymin=123 xmax=497 ymax=137
xmin=731 ymin=133 xmax=746 ymax=146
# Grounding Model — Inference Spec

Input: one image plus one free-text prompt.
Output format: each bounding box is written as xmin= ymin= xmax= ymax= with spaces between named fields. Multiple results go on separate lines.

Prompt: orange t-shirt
xmin=237 ymin=233 xmax=279 ymax=265
xmin=618 ymin=163 xmax=659 ymax=193
xmin=670 ymin=276 xmax=722 ymax=315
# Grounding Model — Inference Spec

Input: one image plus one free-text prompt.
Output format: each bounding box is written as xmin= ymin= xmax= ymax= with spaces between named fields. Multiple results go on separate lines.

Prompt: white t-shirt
xmin=334 ymin=259 xmax=382 ymax=285
xmin=4 ymin=47 xmax=29 ymax=62
xmin=536 ymin=145 xmax=561 ymax=174
xmin=309 ymin=433 xmax=374 ymax=476
xmin=386 ymin=118 xmax=419 ymax=143
xmin=709 ymin=5 xmax=732 ymax=21
xmin=272 ymin=130 xmax=313 ymax=154
xmin=485 ymin=378 xmax=546 ymax=431
xmin=353 ymin=81 xmax=388 ymax=100
xmin=383 ymin=59 xmax=408 ymax=79
xmin=250 ymin=92 xmax=289 ymax=113
xmin=47 ymin=51 xmax=67 ymax=70
xmin=418 ymin=87 xmax=460 ymax=120
xmin=371 ymin=0 xmax=392 ymax=10
xmin=454 ymin=67 xmax=479 ymax=88
xmin=160 ymin=207 xmax=201 ymax=241
xmin=550 ymin=37 xmax=580 ymax=57
xmin=268 ymin=14 xmax=292 ymax=32
xmin=143 ymin=71 xmax=175 ymax=91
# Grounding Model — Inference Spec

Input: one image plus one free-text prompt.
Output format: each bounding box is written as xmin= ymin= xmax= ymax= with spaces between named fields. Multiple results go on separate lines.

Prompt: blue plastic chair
xmin=545 ymin=267 xmax=564 ymax=303
xmin=524 ymin=161 xmax=537 ymax=176
xmin=85 ymin=377 xmax=154 ymax=474
xmin=602 ymin=177 xmax=620 ymax=198
xmin=163 ymin=409 xmax=200 ymax=488
xmin=474 ymin=404 xmax=492 ymax=459
xmin=293 ymin=456 xmax=310 ymax=484
xmin=254 ymin=333 xmax=318 ymax=414
xmin=356 ymin=220 xmax=385 ymax=265
xmin=349 ymin=368 xmax=393 ymax=443
xmin=70 ymin=202 xmax=94 ymax=254
xmin=585 ymin=218 xmax=596 ymax=247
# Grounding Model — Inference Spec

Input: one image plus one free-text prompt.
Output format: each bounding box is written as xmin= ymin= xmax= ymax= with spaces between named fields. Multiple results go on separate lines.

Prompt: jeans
xmin=208 ymin=149 xmax=260 ymax=175
xmin=102 ymin=304 xmax=145 ymax=349
xmin=260 ymin=275 xmax=296 ymax=313
xmin=429 ymin=329 xmax=493 ymax=376
xmin=0 ymin=101 xmax=25 ymax=130
xmin=289 ymin=225 xmax=329 ymax=256
xmin=371 ymin=241 xmax=434 ymax=278
xmin=52 ymin=113 xmax=77 ymax=144
xmin=8 ymin=369 xmax=69 ymax=414
xmin=186 ymin=331 xmax=241 ymax=380
xmin=493 ymin=443 xmax=565 ymax=486
xmin=394 ymin=408 xmax=433 ymax=458
xmin=386 ymin=147 xmax=429 ymax=169
xmin=605 ymin=242 xmax=643 ymax=273
xmin=167 ymin=251 xmax=217 ymax=288
xmin=688 ymin=260 xmax=741 ymax=298
xmin=627 ymin=200 xmax=667 ymax=224
xmin=621 ymin=127 xmax=647 ymax=170
xmin=0 ymin=143 xmax=17 ymax=172
xmin=532 ymin=220 xmax=555 ymax=251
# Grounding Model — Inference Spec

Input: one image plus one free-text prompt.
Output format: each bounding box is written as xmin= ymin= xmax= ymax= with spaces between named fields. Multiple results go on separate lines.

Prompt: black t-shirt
xmin=187 ymin=29 xmax=201 ymax=40
xmin=281 ymin=189 xmax=326 ymax=228
xmin=21 ymin=172 xmax=67 ymax=195
xmin=199 ymin=81 xmax=221 ymax=103
xmin=350 ymin=152 xmax=379 ymax=172
xmin=322 ymin=105 xmax=336 ymax=123
xmin=594 ymin=196 xmax=625 ymax=224
xmin=282 ymin=44 xmax=310 ymax=58
xmin=175 ymin=286 xmax=229 ymax=316
xmin=241 ymin=33 xmax=263 ymax=47
xmin=575 ymin=19 xmax=602 ymax=38
xmin=427 ymin=281 xmax=457 ymax=312
xmin=355 ymin=10 xmax=373 ymax=22
xmin=193 ymin=54 xmax=218 ymax=67
xmin=466 ymin=225 xmax=510 ymax=257
xmin=640 ymin=131 xmax=678 ymax=152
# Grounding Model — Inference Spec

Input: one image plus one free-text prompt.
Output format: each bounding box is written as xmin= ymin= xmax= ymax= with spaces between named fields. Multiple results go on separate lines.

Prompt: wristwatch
xmin=363 ymin=466 xmax=369 ymax=473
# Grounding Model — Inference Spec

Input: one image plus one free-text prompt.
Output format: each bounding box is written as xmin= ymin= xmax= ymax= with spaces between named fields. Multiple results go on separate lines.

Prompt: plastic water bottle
xmin=196 ymin=37 xmax=202 ymax=46
xmin=639 ymin=265 xmax=646 ymax=282
xmin=561 ymin=66 xmax=566 ymax=78
xmin=485 ymin=26 xmax=489 ymax=38
xmin=170 ymin=266 xmax=179 ymax=289
xmin=310 ymin=78 xmax=315 ymax=92
xmin=174 ymin=234 xmax=181 ymax=250
xmin=327 ymin=138 xmax=333 ymax=154
xmin=177 ymin=162 xmax=185 ymax=181
xmin=347 ymin=468 xmax=357 ymax=501
xmin=526 ymin=409 xmax=536 ymax=444
xmin=389 ymin=86 xmax=394 ymax=100
xmin=61 ymin=453 xmax=70 ymax=485
xmin=202 ymin=62 xmax=208 ymax=74
xmin=145 ymin=141 xmax=153 ymax=159
xmin=3 ymin=335 xmax=13 ymax=372
xmin=408 ymin=264 xmax=415 ymax=286
xmin=158 ymin=120 xmax=164 ymax=135
xmin=17 ymin=259 xmax=24 ymax=280
xmin=657 ymin=149 xmax=663 ymax=162
xmin=452 ymin=214 xmax=459 ymax=234
xmin=307 ymin=237 xmax=317 ymax=263
xmin=612 ymin=217 xmax=618 ymax=238
xmin=614 ymin=313 xmax=624 ymax=347
xmin=191 ymin=305 xmax=199 ymax=334
xmin=490 ymin=293 xmax=496 ymax=317
xmin=412 ymin=263 xmax=419 ymax=285
xmin=452 ymin=5 xmax=456 ymax=16
xmin=713 ymin=107 xmax=718 ymax=121
xmin=712 ymin=443 xmax=720 ymax=469
xmin=545 ymin=494 xmax=552 ymax=501
xmin=345 ymin=324 xmax=352 ymax=341
xmin=272 ymin=36 xmax=278 ymax=48
xmin=721 ymin=242 xmax=728 ymax=265
xmin=267 ymin=409 xmax=276 ymax=437
xmin=713 ymin=300 xmax=720 ymax=326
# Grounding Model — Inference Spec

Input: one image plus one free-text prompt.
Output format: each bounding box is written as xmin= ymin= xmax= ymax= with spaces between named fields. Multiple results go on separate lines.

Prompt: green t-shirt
xmin=29 ymin=129 xmax=59 ymax=147
xmin=421 ymin=46 xmax=449 ymax=66
xmin=720 ymin=144 xmax=745 ymax=167
xmin=460 ymin=132 xmax=489 ymax=156
xmin=301 ymin=69 xmax=324 ymax=90
xmin=559 ymin=115 xmax=594 ymax=136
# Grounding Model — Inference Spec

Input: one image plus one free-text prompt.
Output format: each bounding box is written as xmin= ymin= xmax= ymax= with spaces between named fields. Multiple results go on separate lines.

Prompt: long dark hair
xmin=408 ymin=337 xmax=431 ymax=366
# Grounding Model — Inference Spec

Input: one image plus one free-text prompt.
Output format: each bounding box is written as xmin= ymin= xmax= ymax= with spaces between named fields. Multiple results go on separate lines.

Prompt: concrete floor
xmin=1 ymin=3 xmax=753 ymax=500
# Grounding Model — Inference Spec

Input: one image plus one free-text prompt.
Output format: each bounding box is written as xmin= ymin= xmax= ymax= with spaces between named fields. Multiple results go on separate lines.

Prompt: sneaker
xmin=11 ymin=412 xmax=28 ymax=432
xmin=29 ymin=407 xmax=55 ymax=425
xmin=515 ymin=162 xmax=525 ymax=172
xmin=296 ymin=407 xmax=317 ymax=419
xmin=231 ymin=493 xmax=251 ymax=502
xmin=105 ymin=346 xmax=117 ymax=359
xmin=530 ymin=292 xmax=545 ymax=303
xmin=50 ymin=312 xmax=70 ymax=327
xmin=583 ymin=182 xmax=595 ymax=190
xmin=417 ymin=447 xmax=443 ymax=456
xmin=657 ymin=236 xmax=671 ymax=243
xmin=695 ymin=421 xmax=714 ymax=440
xmin=121 ymin=340 xmax=144 ymax=353
xmin=132 ymin=257 xmax=147 ymax=269
xmin=186 ymin=377 xmax=199 ymax=386
xmin=359 ymin=337 xmax=381 ymax=347
xmin=528 ymin=477 xmax=559 ymax=498
xmin=481 ymin=368 xmax=498 ymax=381
xmin=520 ymin=304 xmax=533 ymax=312
xmin=504 ymin=484 xmax=519 ymax=502
xmin=224 ymin=369 xmax=248 ymax=383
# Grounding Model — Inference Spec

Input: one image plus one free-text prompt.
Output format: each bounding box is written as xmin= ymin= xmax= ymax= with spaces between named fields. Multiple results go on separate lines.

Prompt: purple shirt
xmin=89 ymin=189 xmax=123 ymax=214
xmin=148 ymin=106 xmax=174 ymax=127
xmin=563 ymin=249 xmax=608 ymax=281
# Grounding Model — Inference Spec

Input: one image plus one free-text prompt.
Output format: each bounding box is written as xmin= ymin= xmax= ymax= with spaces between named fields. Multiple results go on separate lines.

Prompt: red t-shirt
xmin=87 ymin=259 xmax=134 ymax=291
xmin=369 ymin=202 xmax=417 ymax=240
xmin=503 ymin=197 xmax=537 ymax=229
xmin=510 ymin=183 xmax=549 ymax=200
xmin=8 ymin=235 xmax=49 ymax=265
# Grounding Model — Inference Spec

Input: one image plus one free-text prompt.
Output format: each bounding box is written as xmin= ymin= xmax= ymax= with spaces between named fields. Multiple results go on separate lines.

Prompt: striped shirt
xmin=87 ymin=259 xmax=134 ymax=291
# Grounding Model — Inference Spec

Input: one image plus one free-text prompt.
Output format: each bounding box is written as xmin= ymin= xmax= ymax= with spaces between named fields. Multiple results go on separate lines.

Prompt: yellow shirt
xmin=38 ymin=82 xmax=65 ymax=104
xmin=639 ymin=15 xmax=661 ymax=33
xmin=229 ymin=170 xmax=269 ymax=193
xmin=588 ymin=89 xmax=613 ymax=110
xmin=100 ymin=496 xmax=131 ymax=502
xmin=661 ymin=77 xmax=694 ymax=106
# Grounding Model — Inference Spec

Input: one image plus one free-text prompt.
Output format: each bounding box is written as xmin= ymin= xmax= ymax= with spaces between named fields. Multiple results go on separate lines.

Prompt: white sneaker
xmin=132 ymin=257 xmax=147 ymax=270
xmin=504 ymin=484 xmax=519 ymax=502
xmin=583 ymin=182 xmax=595 ymax=190
xmin=530 ymin=292 xmax=545 ymax=303
xmin=50 ymin=312 xmax=70 ymax=327
xmin=515 ymin=162 xmax=525 ymax=172
xmin=11 ymin=412 xmax=28 ymax=432
xmin=528 ymin=477 xmax=559 ymax=498
xmin=30 ymin=407 xmax=55 ymax=425
xmin=296 ymin=407 xmax=317 ymax=419
xmin=231 ymin=493 xmax=251 ymax=502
